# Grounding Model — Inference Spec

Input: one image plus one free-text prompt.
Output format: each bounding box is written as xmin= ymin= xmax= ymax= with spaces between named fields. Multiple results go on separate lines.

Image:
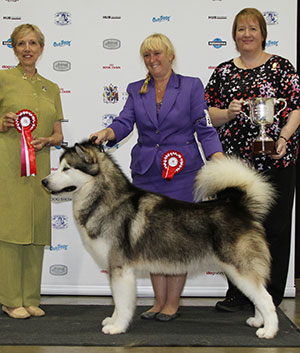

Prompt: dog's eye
xmin=63 ymin=167 xmax=70 ymax=171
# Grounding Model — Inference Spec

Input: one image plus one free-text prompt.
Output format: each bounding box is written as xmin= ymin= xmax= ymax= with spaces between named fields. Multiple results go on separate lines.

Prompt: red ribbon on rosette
xmin=14 ymin=110 xmax=38 ymax=177
xmin=161 ymin=150 xmax=185 ymax=180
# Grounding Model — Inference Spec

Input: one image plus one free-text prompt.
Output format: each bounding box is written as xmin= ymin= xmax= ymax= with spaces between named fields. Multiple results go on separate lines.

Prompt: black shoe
xmin=140 ymin=311 xmax=159 ymax=320
xmin=155 ymin=311 xmax=180 ymax=322
xmin=216 ymin=296 xmax=253 ymax=312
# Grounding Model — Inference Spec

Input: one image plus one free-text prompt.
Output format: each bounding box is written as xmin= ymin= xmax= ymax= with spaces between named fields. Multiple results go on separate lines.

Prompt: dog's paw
xmin=256 ymin=327 xmax=277 ymax=339
xmin=102 ymin=324 xmax=126 ymax=335
xmin=102 ymin=316 xmax=114 ymax=326
xmin=246 ymin=316 xmax=263 ymax=328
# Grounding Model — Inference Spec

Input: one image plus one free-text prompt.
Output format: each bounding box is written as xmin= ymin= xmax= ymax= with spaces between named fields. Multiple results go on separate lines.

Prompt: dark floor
xmin=0 ymin=279 xmax=299 ymax=353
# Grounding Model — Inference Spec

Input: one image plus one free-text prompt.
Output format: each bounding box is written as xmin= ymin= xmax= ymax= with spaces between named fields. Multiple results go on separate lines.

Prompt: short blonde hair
xmin=232 ymin=8 xmax=267 ymax=50
xmin=139 ymin=33 xmax=175 ymax=94
xmin=11 ymin=24 xmax=45 ymax=49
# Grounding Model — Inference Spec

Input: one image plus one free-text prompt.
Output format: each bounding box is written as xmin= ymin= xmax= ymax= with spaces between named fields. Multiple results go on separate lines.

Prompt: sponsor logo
xmin=53 ymin=40 xmax=71 ymax=47
xmin=51 ymin=195 xmax=72 ymax=202
xmin=2 ymin=64 xmax=16 ymax=69
xmin=102 ymin=15 xmax=121 ymax=20
xmin=102 ymin=64 xmax=121 ymax=70
xmin=208 ymin=15 xmax=227 ymax=20
xmin=208 ymin=38 xmax=227 ymax=48
xmin=55 ymin=12 xmax=71 ymax=25
xmin=206 ymin=271 xmax=224 ymax=276
xmin=5 ymin=0 xmax=19 ymax=2
xmin=50 ymin=264 xmax=68 ymax=276
xmin=52 ymin=215 xmax=68 ymax=229
xmin=152 ymin=15 xmax=170 ymax=23
xmin=2 ymin=38 xmax=12 ymax=48
xmin=53 ymin=60 xmax=71 ymax=71
xmin=60 ymin=88 xmax=71 ymax=94
xmin=102 ymin=114 xmax=119 ymax=149
xmin=265 ymin=40 xmax=279 ymax=48
xmin=103 ymin=84 xmax=119 ymax=103
xmin=263 ymin=11 xmax=279 ymax=25
xmin=50 ymin=244 xmax=68 ymax=251
xmin=103 ymin=38 xmax=121 ymax=50
xmin=3 ymin=16 xmax=21 ymax=20
xmin=102 ymin=114 xmax=117 ymax=128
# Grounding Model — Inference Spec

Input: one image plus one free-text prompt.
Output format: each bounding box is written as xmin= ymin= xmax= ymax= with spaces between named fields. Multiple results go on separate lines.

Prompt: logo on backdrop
xmin=263 ymin=11 xmax=279 ymax=25
xmin=102 ymin=114 xmax=117 ymax=127
xmin=2 ymin=64 xmax=16 ymax=69
xmin=103 ymin=38 xmax=121 ymax=50
xmin=49 ymin=265 xmax=68 ymax=276
xmin=55 ymin=12 xmax=71 ymax=25
xmin=51 ymin=195 xmax=72 ymax=202
xmin=5 ymin=0 xmax=19 ymax=2
xmin=3 ymin=16 xmax=21 ymax=20
xmin=152 ymin=15 xmax=170 ymax=23
xmin=102 ymin=15 xmax=121 ymax=20
xmin=103 ymin=84 xmax=119 ymax=103
xmin=60 ymin=87 xmax=71 ymax=94
xmin=208 ymin=38 xmax=227 ymax=48
xmin=208 ymin=15 xmax=227 ymax=20
xmin=50 ymin=244 xmax=68 ymax=251
xmin=53 ymin=60 xmax=71 ymax=71
xmin=102 ymin=114 xmax=119 ymax=150
xmin=266 ymin=40 xmax=279 ymax=48
xmin=53 ymin=40 xmax=72 ymax=47
xmin=2 ymin=38 xmax=12 ymax=48
xmin=52 ymin=215 xmax=69 ymax=229
xmin=102 ymin=64 xmax=121 ymax=70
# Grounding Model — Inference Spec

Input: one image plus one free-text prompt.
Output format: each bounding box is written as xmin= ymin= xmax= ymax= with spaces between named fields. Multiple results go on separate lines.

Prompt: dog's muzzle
xmin=41 ymin=179 xmax=77 ymax=194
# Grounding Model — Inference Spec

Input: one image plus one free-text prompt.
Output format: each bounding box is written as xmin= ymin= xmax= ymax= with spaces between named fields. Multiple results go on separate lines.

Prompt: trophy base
xmin=252 ymin=140 xmax=277 ymax=155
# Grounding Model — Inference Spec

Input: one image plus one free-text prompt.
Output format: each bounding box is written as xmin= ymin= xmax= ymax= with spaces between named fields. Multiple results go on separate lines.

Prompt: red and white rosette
xmin=14 ymin=109 xmax=38 ymax=177
xmin=161 ymin=150 xmax=185 ymax=180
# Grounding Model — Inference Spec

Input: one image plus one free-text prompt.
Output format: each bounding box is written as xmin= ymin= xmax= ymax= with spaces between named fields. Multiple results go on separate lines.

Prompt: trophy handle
xmin=240 ymin=100 xmax=251 ymax=122
xmin=274 ymin=98 xmax=287 ymax=120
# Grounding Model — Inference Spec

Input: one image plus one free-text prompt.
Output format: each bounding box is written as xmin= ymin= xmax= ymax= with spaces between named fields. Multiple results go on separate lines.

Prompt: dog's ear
xmin=75 ymin=144 xmax=96 ymax=164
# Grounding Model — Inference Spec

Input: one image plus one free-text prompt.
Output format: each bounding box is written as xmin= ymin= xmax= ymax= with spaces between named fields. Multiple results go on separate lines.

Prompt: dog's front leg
xmin=102 ymin=266 xmax=136 ymax=335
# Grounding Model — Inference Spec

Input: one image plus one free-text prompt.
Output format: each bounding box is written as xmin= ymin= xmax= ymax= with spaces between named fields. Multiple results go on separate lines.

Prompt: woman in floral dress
xmin=205 ymin=8 xmax=300 ymax=311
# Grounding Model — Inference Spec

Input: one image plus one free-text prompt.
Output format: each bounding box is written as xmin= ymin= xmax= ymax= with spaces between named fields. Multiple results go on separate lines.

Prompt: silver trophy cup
xmin=241 ymin=97 xmax=287 ymax=155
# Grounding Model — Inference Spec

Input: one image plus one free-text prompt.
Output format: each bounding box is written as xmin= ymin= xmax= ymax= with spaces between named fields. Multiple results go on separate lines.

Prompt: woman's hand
xmin=271 ymin=137 xmax=287 ymax=159
xmin=0 ymin=112 xmax=17 ymax=132
xmin=31 ymin=136 xmax=50 ymax=151
xmin=227 ymin=99 xmax=243 ymax=121
xmin=89 ymin=128 xmax=116 ymax=145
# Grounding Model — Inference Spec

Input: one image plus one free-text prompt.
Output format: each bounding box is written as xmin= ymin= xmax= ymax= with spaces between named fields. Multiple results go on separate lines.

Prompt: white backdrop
xmin=0 ymin=0 xmax=297 ymax=297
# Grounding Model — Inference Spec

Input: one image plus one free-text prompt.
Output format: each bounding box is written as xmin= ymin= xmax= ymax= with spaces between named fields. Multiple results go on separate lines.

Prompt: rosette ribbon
xmin=161 ymin=150 xmax=185 ymax=180
xmin=14 ymin=110 xmax=38 ymax=176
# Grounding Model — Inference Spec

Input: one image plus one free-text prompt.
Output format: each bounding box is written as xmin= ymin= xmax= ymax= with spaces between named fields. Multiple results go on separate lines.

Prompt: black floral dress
xmin=205 ymin=55 xmax=300 ymax=170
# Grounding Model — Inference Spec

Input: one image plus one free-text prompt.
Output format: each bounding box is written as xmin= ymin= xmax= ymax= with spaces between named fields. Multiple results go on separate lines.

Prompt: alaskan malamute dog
xmin=42 ymin=140 xmax=278 ymax=339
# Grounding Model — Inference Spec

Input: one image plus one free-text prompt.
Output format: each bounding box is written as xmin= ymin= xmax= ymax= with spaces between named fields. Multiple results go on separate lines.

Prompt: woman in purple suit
xmin=90 ymin=33 xmax=223 ymax=321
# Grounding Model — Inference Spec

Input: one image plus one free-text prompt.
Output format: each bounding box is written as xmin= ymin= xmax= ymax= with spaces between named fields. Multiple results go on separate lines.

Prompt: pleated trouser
xmin=0 ymin=241 xmax=44 ymax=307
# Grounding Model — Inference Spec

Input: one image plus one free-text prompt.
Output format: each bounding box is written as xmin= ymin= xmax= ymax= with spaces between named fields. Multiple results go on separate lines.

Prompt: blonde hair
xmin=11 ymin=24 xmax=45 ymax=50
xmin=232 ymin=8 xmax=267 ymax=50
xmin=139 ymin=33 xmax=175 ymax=94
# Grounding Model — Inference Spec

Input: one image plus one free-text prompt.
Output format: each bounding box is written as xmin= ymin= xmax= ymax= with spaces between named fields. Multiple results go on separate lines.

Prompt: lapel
xmin=141 ymin=72 xmax=180 ymax=127
xmin=141 ymin=79 xmax=158 ymax=128
xmin=158 ymin=72 xmax=180 ymax=122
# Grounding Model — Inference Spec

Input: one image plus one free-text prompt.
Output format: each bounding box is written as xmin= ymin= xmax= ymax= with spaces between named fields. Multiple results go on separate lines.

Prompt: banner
xmin=0 ymin=0 xmax=296 ymax=297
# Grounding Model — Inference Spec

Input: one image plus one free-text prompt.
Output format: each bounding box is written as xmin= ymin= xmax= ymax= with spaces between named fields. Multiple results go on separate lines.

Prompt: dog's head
xmin=42 ymin=140 xmax=104 ymax=194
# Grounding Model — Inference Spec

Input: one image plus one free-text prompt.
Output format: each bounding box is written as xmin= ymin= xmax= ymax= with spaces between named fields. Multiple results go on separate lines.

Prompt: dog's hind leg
xmin=223 ymin=265 xmax=278 ymax=339
xmin=102 ymin=266 xmax=136 ymax=335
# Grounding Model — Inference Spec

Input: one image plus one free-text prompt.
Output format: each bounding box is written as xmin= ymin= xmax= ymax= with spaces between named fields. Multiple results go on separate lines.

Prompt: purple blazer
xmin=108 ymin=72 xmax=223 ymax=176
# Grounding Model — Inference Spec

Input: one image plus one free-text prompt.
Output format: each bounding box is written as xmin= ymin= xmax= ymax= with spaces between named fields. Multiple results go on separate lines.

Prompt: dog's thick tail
xmin=193 ymin=156 xmax=275 ymax=222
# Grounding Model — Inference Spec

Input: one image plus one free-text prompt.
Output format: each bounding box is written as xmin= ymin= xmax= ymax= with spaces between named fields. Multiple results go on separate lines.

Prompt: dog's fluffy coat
xmin=42 ymin=140 xmax=278 ymax=338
